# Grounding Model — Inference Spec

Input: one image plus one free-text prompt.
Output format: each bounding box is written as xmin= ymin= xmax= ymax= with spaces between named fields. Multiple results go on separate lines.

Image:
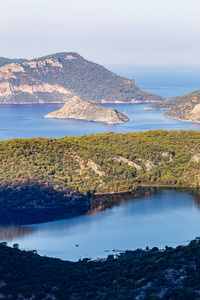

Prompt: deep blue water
xmin=107 ymin=64 xmax=200 ymax=98
xmin=0 ymin=65 xmax=200 ymax=141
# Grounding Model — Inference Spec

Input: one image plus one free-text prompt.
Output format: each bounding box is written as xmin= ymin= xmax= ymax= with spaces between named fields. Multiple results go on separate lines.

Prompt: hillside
xmin=44 ymin=96 xmax=129 ymax=124
xmin=0 ymin=57 xmax=27 ymax=67
xmin=1 ymin=238 xmax=200 ymax=299
xmin=146 ymin=90 xmax=200 ymax=123
xmin=0 ymin=130 xmax=199 ymax=210
xmin=0 ymin=52 xmax=162 ymax=104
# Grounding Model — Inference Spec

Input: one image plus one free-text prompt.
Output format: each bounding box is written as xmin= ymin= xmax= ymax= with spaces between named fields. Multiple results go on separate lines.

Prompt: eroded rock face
xmin=44 ymin=96 xmax=129 ymax=125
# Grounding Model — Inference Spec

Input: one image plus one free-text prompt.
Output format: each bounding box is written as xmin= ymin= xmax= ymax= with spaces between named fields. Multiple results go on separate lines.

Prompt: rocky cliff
xmin=0 ymin=52 xmax=162 ymax=104
xmin=44 ymin=96 xmax=129 ymax=124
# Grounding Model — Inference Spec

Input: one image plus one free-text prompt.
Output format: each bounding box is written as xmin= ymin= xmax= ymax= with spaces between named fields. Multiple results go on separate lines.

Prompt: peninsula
xmin=0 ymin=52 xmax=163 ymax=104
xmin=0 ymin=130 xmax=199 ymax=210
xmin=44 ymin=96 xmax=129 ymax=124
xmin=146 ymin=90 xmax=200 ymax=123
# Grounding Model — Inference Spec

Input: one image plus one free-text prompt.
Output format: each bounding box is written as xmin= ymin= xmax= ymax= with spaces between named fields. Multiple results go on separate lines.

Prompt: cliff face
xmin=44 ymin=96 xmax=129 ymax=125
xmin=0 ymin=52 xmax=162 ymax=104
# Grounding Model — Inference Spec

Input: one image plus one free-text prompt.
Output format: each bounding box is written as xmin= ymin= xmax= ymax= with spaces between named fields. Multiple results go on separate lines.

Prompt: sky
xmin=0 ymin=0 xmax=200 ymax=66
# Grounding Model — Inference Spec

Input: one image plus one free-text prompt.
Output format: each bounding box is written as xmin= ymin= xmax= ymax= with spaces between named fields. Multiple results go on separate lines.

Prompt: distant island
xmin=44 ymin=96 xmax=129 ymax=125
xmin=0 ymin=52 xmax=163 ymax=104
xmin=146 ymin=90 xmax=200 ymax=123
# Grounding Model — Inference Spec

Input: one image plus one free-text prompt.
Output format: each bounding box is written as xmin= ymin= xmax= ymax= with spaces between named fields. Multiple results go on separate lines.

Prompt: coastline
xmin=1 ymin=185 xmax=198 ymax=225
xmin=145 ymin=106 xmax=200 ymax=124
xmin=164 ymin=113 xmax=200 ymax=124
xmin=0 ymin=100 xmax=159 ymax=105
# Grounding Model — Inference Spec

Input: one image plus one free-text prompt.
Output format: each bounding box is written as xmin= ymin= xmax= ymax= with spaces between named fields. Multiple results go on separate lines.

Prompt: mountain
xmin=45 ymin=96 xmax=129 ymax=124
xmin=146 ymin=90 xmax=200 ymax=123
xmin=0 ymin=52 xmax=163 ymax=104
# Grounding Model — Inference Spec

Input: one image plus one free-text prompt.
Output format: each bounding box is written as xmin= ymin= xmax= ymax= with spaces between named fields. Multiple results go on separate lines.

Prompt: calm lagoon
xmin=2 ymin=190 xmax=200 ymax=261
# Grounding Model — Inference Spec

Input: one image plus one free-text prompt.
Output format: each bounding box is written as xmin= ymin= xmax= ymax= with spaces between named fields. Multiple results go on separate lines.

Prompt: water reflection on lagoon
xmin=1 ymin=189 xmax=200 ymax=261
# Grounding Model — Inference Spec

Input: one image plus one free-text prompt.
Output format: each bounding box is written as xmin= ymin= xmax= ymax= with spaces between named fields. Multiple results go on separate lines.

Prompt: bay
xmin=3 ymin=190 xmax=200 ymax=261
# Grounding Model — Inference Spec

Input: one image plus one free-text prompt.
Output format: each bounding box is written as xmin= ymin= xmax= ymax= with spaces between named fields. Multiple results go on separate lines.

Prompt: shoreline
xmin=94 ymin=184 xmax=197 ymax=196
xmin=0 ymin=185 xmax=198 ymax=225
xmin=164 ymin=113 xmax=200 ymax=124
xmin=0 ymin=101 xmax=158 ymax=105
xmin=145 ymin=106 xmax=200 ymax=124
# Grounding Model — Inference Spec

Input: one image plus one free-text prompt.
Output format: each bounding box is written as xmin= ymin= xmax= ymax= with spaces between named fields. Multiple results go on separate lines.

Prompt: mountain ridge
xmin=0 ymin=52 xmax=163 ymax=104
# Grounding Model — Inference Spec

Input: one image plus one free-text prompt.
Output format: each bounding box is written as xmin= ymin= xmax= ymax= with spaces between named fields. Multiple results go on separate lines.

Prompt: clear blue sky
xmin=0 ymin=0 xmax=200 ymax=65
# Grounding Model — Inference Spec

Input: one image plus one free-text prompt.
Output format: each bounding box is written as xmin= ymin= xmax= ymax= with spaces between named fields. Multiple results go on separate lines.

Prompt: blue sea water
xmin=107 ymin=64 xmax=200 ymax=98
xmin=1 ymin=65 xmax=200 ymax=260
xmin=0 ymin=65 xmax=200 ymax=140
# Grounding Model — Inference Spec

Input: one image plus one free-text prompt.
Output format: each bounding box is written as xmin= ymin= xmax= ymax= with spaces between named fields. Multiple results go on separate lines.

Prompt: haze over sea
xmin=0 ymin=65 xmax=200 ymax=141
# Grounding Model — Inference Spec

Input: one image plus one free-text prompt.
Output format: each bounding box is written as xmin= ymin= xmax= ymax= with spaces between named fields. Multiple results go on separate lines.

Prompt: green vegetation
xmin=0 ymin=130 xmax=199 ymax=209
xmin=147 ymin=90 xmax=200 ymax=123
xmin=0 ymin=52 xmax=162 ymax=103
xmin=0 ymin=57 xmax=27 ymax=67
xmin=1 ymin=238 xmax=200 ymax=299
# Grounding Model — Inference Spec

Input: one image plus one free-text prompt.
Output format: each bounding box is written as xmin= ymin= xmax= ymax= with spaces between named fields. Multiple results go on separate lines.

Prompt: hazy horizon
xmin=1 ymin=0 xmax=200 ymax=66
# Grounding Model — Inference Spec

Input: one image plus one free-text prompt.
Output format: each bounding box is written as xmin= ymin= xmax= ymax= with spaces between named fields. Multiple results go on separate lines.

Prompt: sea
xmin=1 ymin=65 xmax=200 ymax=261
xmin=0 ymin=65 xmax=200 ymax=141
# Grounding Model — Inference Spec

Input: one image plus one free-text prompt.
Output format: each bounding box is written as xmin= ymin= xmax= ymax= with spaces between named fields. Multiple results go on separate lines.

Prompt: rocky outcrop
xmin=44 ymin=96 xmax=129 ymax=125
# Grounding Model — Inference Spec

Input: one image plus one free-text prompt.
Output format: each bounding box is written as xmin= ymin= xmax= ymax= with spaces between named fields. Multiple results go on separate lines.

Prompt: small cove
xmin=1 ymin=189 xmax=200 ymax=261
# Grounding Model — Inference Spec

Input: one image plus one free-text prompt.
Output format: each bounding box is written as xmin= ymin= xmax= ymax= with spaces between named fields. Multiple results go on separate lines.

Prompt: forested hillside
xmin=1 ymin=238 xmax=200 ymax=299
xmin=0 ymin=130 xmax=199 ymax=209
xmin=0 ymin=52 xmax=162 ymax=103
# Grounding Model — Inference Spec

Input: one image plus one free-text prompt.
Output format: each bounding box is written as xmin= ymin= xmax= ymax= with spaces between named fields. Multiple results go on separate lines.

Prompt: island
xmin=146 ymin=90 xmax=200 ymax=123
xmin=44 ymin=96 xmax=129 ymax=125
xmin=0 ymin=52 xmax=163 ymax=104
